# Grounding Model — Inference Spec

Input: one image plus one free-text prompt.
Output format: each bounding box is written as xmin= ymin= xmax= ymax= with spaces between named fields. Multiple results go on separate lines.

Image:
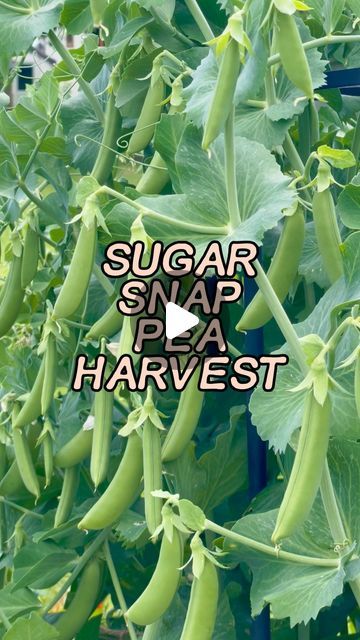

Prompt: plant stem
xmin=268 ymin=35 xmax=360 ymax=66
xmin=298 ymin=623 xmax=311 ymax=640
xmin=0 ymin=496 xmax=43 ymax=520
xmin=18 ymin=181 xmax=55 ymax=219
xmin=253 ymin=259 xmax=308 ymax=374
xmin=0 ymin=608 xmax=11 ymax=631
xmin=64 ymin=319 xmax=92 ymax=332
xmin=21 ymin=101 xmax=61 ymax=182
xmin=104 ymin=541 xmax=138 ymax=640
xmin=205 ymin=519 xmax=339 ymax=567
xmin=184 ymin=0 xmax=214 ymax=41
xmin=48 ymin=30 xmax=104 ymax=125
xmin=283 ymin=134 xmax=305 ymax=175
xmin=347 ymin=112 xmax=360 ymax=183
xmin=100 ymin=186 xmax=229 ymax=235
xmin=224 ymin=108 xmax=241 ymax=228
xmin=41 ymin=528 xmax=110 ymax=615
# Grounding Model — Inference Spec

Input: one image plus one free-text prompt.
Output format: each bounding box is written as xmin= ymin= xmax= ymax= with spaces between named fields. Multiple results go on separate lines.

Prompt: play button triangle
xmin=165 ymin=302 xmax=199 ymax=340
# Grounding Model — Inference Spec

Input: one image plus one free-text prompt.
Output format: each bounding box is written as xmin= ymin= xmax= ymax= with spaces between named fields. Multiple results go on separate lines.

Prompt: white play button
xmin=165 ymin=302 xmax=199 ymax=340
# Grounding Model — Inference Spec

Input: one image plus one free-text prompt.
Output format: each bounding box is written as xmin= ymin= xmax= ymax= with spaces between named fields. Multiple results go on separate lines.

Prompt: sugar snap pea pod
xmin=14 ymin=358 xmax=45 ymax=428
xmin=0 ymin=422 xmax=42 ymax=496
xmin=275 ymin=10 xmax=313 ymax=99
xmin=41 ymin=334 xmax=57 ymax=416
xmin=143 ymin=418 xmax=162 ymax=535
xmin=136 ymin=152 xmax=169 ymax=195
xmin=162 ymin=369 xmax=203 ymax=462
xmin=127 ymin=65 xmax=165 ymax=155
xmin=312 ymin=188 xmax=344 ymax=284
xmin=55 ymin=465 xmax=80 ymax=528
xmin=91 ymin=92 xmax=122 ymax=184
xmin=54 ymin=426 xmax=93 ymax=468
xmin=202 ymin=37 xmax=241 ymax=151
xmin=21 ymin=223 xmax=39 ymax=289
xmin=180 ymin=558 xmax=219 ymax=640
xmin=53 ymin=219 xmax=97 ymax=320
xmin=86 ymin=300 xmax=123 ymax=341
xmin=272 ymin=392 xmax=331 ymax=544
xmin=12 ymin=406 xmax=40 ymax=499
xmin=126 ymin=528 xmax=183 ymax=626
xmin=90 ymin=340 xmax=114 ymax=488
xmin=0 ymin=253 xmax=25 ymax=338
xmin=79 ymin=432 xmax=143 ymax=530
xmin=42 ymin=430 xmax=54 ymax=487
xmin=236 ymin=208 xmax=305 ymax=331
xmin=142 ymin=620 xmax=162 ymax=639
xmin=54 ymin=557 xmax=103 ymax=640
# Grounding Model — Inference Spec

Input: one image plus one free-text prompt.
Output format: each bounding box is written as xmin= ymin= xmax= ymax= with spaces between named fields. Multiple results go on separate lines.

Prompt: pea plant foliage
xmin=0 ymin=0 xmax=359 ymax=639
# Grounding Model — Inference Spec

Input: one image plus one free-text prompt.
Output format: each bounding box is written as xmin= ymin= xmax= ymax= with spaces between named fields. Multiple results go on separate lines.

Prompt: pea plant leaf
xmin=3 ymin=613 xmax=59 ymax=640
xmin=0 ymin=0 xmax=64 ymax=56
xmin=12 ymin=541 xmax=78 ymax=591
xmin=0 ymin=585 xmax=40 ymax=621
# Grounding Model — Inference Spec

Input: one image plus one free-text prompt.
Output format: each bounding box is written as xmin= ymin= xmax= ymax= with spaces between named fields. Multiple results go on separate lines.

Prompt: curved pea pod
xmin=41 ymin=334 xmax=57 ymax=416
xmin=78 ymin=432 xmax=143 ymax=530
xmin=162 ymin=370 xmax=204 ymax=462
xmin=42 ymin=430 xmax=54 ymax=487
xmin=143 ymin=419 xmax=163 ymax=536
xmin=126 ymin=528 xmax=183 ymax=626
xmin=180 ymin=559 xmax=219 ymax=640
xmin=90 ymin=386 xmax=114 ymax=488
xmin=12 ymin=417 xmax=40 ymax=500
xmin=275 ymin=11 xmax=313 ymax=99
xmin=202 ymin=37 xmax=241 ymax=151
xmin=14 ymin=358 xmax=45 ymax=428
xmin=272 ymin=392 xmax=331 ymax=544
xmin=54 ymin=426 xmax=93 ymax=468
xmin=137 ymin=152 xmax=169 ymax=195
xmin=54 ymin=557 xmax=103 ymax=640
xmin=86 ymin=300 xmax=123 ymax=341
xmin=236 ymin=208 xmax=305 ymax=331
xmin=0 ymin=253 xmax=25 ymax=338
xmin=91 ymin=92 xmax=122 ymax=184
xmin=142 ymin=621 xmax=162 ymax=639
xmin=54 ymin=465 xmax=80 ymax=528
xmin=312 ymin=189 xmax=344 ymax=284
xmin=21 ymin=224 xmax=39 ymax=289
xmin=0 ymin=422 xmax=42 ymax=496
xmin=127 ymin=71 xmax=165 ymax=155
xmin=53 ymin=220 xmax=97 ymax=320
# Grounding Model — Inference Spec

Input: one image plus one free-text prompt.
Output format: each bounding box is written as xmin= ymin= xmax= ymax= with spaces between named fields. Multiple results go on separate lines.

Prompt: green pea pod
xmin=272 ymin=392 xmax=331 ymax=544
xmin=91 ymin=93 xmax=122 ymax=184
xmin=202 ymin=37 xmax=241 ymax=150
xmin=41 ymin=334 xmax=57 ymax=416
xmin=142 ymin=621 xmax=162 ymax=639
xmin=79 ymin=432 xmax=143 ymax=530
xmin=0 ymin=422 xmax=42 ymax=496
xmin=86 ymin=300 xmax=123 ymax=341
xmin=42 ymin=430 xmax=54 ymax=488
xmin=137 ymin=152 xmax=169 ymax=195
xmin=53 ymin=220 xmax=97 ymax=320
xmin=312 ymin=189 xmax=344 ymax=284
xmin=162 ymin=370 xmax=203 ymax=462
xmin=143 ymin=418 xmax=163 ymax=536
xmin=54 ymin=427 xmax=93 ymax=468
xmin=180 ymin=559 xmax=219 ymax=640
xmin=355 ymin=354 xmax=360 ymax=419
xmin=14 ymin=358 xmax=45 ymax=428
xmin=275 ymin=11 xmax=313 ymax=99
xmin=55 ymin=466 xmax=80 ymax=528
xmin=90 ymin=385 xmax=114 ymax=488
xmin=127 ymin=70 xmax=165 ymax=155
xmin=21 ymin=224 xmax=39 ymax=289
xmin=12 ymin=410 xmax=40 ymax=500
xmin=0 ymin=253 xmax=25 ymax=338
xmin=236 ymin=208 xmax=305 ymax=331
xmin=309 ymin=100 xmax=319 ymax=147
xmin=54 ymin=557 xmax=103 ymax=640
xmin=126 ymin=528 xmax=183 ymax=626
xmin=90 ymin=0 xmax=107 ymax=27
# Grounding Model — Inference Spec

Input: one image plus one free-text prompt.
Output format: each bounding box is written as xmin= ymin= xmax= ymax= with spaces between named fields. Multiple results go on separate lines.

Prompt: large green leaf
xmin=0 ymin=585 xmax=40 ymax=621
xmin=337 ymin=174 xmax=360 ymax=229
xmin=12 ymin=541 xmax=78 ymax=591
xmin=0 ymin=1 xmax=63 ymax=56
xmin=3 ymin=613 xmax=59 ymax=640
